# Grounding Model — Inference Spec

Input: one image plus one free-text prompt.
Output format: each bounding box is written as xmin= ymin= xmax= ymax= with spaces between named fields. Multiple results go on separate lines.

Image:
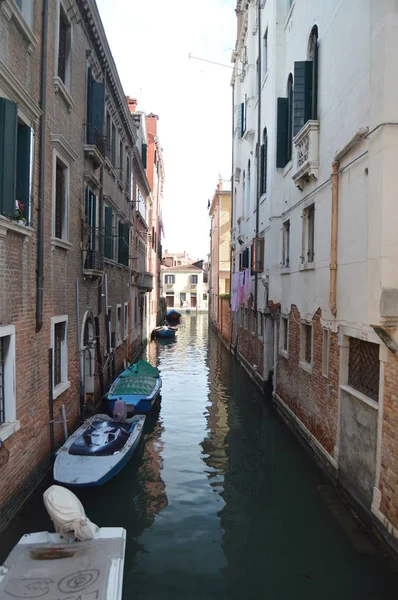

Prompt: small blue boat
xmin=54 ymin=414 xmax=145 ymax=487
xmin=153 ymin=326 xmax=176 ymax=339
xmin=108 ymin=359 xmax=162 ymax=414
xmin=166 ymin=309 xmax=181 ymax=320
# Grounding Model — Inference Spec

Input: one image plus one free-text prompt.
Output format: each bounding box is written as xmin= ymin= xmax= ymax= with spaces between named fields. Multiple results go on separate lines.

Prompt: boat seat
xmin=69 ymin=420 xmax=135 ymax=456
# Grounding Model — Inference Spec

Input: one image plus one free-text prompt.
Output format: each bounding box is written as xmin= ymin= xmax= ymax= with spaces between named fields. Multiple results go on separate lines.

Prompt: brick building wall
xmin=275 ymin=306 xmax=339 ymax=457
xmin=232 ymin=297 xmax=265 ymax=379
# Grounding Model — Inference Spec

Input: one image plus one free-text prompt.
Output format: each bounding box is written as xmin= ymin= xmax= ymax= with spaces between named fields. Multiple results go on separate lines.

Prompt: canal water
xmin=1 ymin=313 xmax=397 ymax=599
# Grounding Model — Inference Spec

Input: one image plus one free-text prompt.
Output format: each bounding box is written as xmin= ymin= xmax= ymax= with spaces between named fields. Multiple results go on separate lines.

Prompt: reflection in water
xmin=1 ymin=314 xmax=396 ymax=600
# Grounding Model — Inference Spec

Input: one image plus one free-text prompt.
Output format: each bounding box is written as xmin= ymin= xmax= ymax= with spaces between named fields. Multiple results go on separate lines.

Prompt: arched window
xmin=246 ymin=160 xmax=251 ymax=216
xmin=308 ymin=25 xmax=319 ymax=120
xmin=261 ymin=128 xmax=268 ymax=195
xmin=287 ymin=74 xmax=293 ymax=162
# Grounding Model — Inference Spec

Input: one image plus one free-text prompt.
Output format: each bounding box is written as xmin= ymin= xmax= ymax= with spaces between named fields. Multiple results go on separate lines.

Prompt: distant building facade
xmin=162 ymin=265 xmax=208 ymax=311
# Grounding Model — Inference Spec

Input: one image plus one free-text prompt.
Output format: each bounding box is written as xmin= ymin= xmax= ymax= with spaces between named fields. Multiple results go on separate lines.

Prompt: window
xmin=241 ymin=247 xmax=250 ymax=269
xmin=251 ymin=237 xmax=264 ymax=273
xmin=276 ymin=74 xmax=293 ymax=168
xmin=282 ymin=220 xmax=290 ymax=267
xmin=53 ymin=156 xmax=69 ymax=240
xmin=86 ymin=68 xmax=105 ymax=151
xmin=119 ymin=140 xmax=123 ymax=181
xmin=180 ymin=292 xmax=186 ymax=301
xmin=105 ymin=111 xmax=111 ymax=157
xmin=203 ymin=271 xmax=208 ymax=283
xmin=308 ymin=26 xmax=319 ymax=121
xmin=302 ymin=204 xmax=315 ymax=263
xmin=165 ymin=274 xmax=175 ymax=284
xmin=125 ymin=155 xmax=131 ymax=193
xmin=118 ymin=221 xmax=129 ymax=266
xmin=104 ymin=205 xmax=114 ymax=260
xmin=116 ymin=305 xmax=122 ymax=345
xmin=57 ymin=4 xmax=71 ymax=89
xmin=0 ymin=99 xmax=32 ymax=221
xmin=191 ymin=274 xmax=198 ymax=284
xmin=0 ymin=326 xmax=17 ymax=439
xmin=203 ymin=293 xmax=207 ymax=301
xmin=246 ymin=160 xmax=251 ymax=216
xmin=260 ymin=128 xmax=267 ymax=195
xmin=124 ymin=303 xmax=128 ymax=340
xmin=166 ymin=294 xmax=174 ymax=308
xmin=322 ymin=328 xmax=330 ymax=377
xmin=281 ymin=316 xmax=288 ymax=352
xmin=237 ymin=95 xmax=247 ymax=138
xmin=51 ymin=316 xmax=69 ymax=399
xmin=348 ymin=338 xmax=380 ymax=402
xmin=142 ymin=143 xmax=147 ymax=169
xmin=263 ymin=29 xmax=268 ymax=75
xmin=15 ymin=0 xmax=33 ymax=28
xmin=191 ymin=294 xmax=197 ymax=308
xmin=111 ymin=122 xmax=116 ymax=166
xmin=300 ymin=322 xmax=312 ymax=365
xmin=84 ymin=188 xmax=101 ymax=270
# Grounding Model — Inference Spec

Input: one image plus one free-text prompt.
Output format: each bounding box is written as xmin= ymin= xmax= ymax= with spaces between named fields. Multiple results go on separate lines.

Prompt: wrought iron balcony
xmin=84 ymin=248 xmax=104 ymax=276
xmin=84 ymin=124 xmax=106 ymax=168
xmin=292 ymin=120 xmax=320 ymax=190
xmin=138 ymin=272 xmax=154 ymax=291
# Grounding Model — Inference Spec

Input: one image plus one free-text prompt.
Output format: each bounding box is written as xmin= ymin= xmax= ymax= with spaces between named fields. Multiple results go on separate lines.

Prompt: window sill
xmin=280 ymin=348 xmax=289 ymax=359
xmin=53 ymin=77 xmax=74 ymax=112
xmin=0 ymin=420 xmax=21 ymax=442
xmin=0 ymin=216 xmax=33 ymax=238
xmin=283 ymin=160 xmax=293 ymax=177
xmin=51 ymin=237 xmax=72 ymax=251
xmin=299 ymin=360 xmax=313 ymax=374
xmin=0 ymin=0 xmax=36 ymax=53
xmin=299 ymin=262 xmax=315 ymax=272
xmin=281 ymin=266 xmax=291 ymax=275
xmin=340 ymin=385 xmax=379 ymax=410
xmin=53 ymin=380 xmax=70 ymax=400
xmin=105 ymin=158 xmax=117 ymax=180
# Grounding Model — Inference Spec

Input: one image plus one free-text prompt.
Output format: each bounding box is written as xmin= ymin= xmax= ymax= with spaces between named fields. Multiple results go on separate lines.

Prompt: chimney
xmin=217 ymin=177 xmax=223 ymax=192
xmin=126 ymin=96 xmax=138 ymax=114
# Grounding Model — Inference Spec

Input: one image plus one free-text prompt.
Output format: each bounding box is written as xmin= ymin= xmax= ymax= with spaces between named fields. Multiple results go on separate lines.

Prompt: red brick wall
xmin=232 ymin=299 xmax=265 ymax=378
xmin=379 ymin=354 xmax=398 ymax=532
xmin=275 ymin=305 xmax=339 ymax=456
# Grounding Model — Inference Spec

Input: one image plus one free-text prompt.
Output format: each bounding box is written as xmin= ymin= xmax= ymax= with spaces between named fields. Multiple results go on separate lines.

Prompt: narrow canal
xmin=1 ymin=314 xmax=397 ymax=599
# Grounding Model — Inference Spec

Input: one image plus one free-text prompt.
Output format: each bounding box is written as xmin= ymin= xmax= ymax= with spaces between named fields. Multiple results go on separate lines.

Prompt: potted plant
xmin=15 ymin=200 xmax=26 ymax=225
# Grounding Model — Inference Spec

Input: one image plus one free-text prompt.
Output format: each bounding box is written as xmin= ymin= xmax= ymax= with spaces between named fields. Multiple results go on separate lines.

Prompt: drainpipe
xmin=36 ymin=0 xmax=49 ymax=332
xmin=254 ymin=0 xmax=261 ymax=314
xmin=328 ymin=127 xmax=368 ymax=316
xmin=230 ymin=81 xmax=235 ymax=347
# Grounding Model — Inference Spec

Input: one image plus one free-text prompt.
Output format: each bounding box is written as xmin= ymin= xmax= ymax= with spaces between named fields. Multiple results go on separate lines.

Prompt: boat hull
xmin=108 ymin=376 xmax=161 ymax=414
xmin=54 ymin=415 xmax=145 ymax=487
xmin=0 ymin=528 xmax=126 ymax=600
xmin=153 ymin=327 xmax=176 ymax=338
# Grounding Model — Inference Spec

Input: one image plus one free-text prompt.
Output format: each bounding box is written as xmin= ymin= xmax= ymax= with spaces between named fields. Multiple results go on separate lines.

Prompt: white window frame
xmin=51 ymin=149 xmax=70 ymax=243
xmin=50 ymin=315 xmax=70 ymax=400
xmin=299 ymin=321 xmax=313 ymax=373
xmin=280 ymin=315 xmax=289 ymax=357
xmin=0 ymin=325 xmax=19 ymax=441
xmin=123 ymin=302 xmax=128 ymax=341
xmin=116 ymin=303 xmax=122 ymax=346
xmin=16 ymin=0 xmax=33 ymax=27
xmin=322 ymin=328 xmax=330 ymax=378
xmin=54 ymin=0 xmax=72 ymax=92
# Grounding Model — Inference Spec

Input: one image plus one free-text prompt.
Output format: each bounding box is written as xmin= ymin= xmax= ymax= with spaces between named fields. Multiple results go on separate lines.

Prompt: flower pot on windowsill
xmin=17 ymin=220 xmax=26 ymax=226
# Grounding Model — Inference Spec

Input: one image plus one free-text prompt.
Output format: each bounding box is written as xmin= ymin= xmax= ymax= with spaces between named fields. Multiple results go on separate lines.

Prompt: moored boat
xmin=152 ymin=326 xmax=176 ymax=338
xmin=0 ymin=485 xmax=126 ymax=600
xmin=108 ymin=359 xmax=162 ymax=414
xmin=166 ymin=308 xmax=181 ymax=321
xmin=54 ymin=414 xmax=145 ymax=487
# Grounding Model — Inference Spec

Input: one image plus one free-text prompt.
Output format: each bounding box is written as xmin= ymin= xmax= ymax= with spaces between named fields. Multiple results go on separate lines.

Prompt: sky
xmin=96 ymin=0 xmax=236 ymax=261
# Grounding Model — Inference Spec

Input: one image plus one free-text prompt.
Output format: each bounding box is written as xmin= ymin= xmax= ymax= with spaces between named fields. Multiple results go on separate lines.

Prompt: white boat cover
xmin=43 ymin=485 xmax=99 ymax=541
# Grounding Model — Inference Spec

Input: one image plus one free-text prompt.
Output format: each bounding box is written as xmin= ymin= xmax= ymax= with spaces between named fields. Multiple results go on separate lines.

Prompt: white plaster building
xmin=231 ymin=0 xmax=398 ymax=552
xmin=161 ymin=265 xmax=209 ymax=312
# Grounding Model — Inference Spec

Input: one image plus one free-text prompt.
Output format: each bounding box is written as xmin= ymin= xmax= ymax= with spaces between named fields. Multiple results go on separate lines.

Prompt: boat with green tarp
xmin=107 ymin=360 xmax=162 ymax=414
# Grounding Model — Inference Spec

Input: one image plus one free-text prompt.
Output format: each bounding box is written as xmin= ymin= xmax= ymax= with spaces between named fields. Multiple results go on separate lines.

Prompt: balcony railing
xmin=165 ymin=283 xmax=174 ymax=290
xmin=84 ymin=249 xmax=104 ymax=274
xmin=292 ymin=120 xmax=320 ymax=190
xmin=83 ymin=227 xmax=104 ymax=276
xmin=190 ymin=283 xmax=197 ymax=290
xmin=84 ymin=124 xmax=106 ymax=167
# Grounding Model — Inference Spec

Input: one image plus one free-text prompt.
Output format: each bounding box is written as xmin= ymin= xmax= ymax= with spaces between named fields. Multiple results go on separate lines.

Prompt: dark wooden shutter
xmin=16 ymin=124 xmax=31 ymax=220
xmin=237 ymin=104 xmax=242 ymax=138
xmin=86 ymin=67 xmax=93 ymax=141
xmin=0 ymin=98 xmax=18 ymax=217
xmin=293 ymin=61 xmax=313 ymax=136
xmin=58 ymin=10 xmax=68 ymax=83
xmin=104 ymin=206 xmax=113 ymax=259
xmin=242 ymin=247 xmax=249 ymax=269
xmin=243 ymin=95 xmax=247 ymax=134
xmin=239 ymin=252 xmax=242 ymax=271
xmin=91 ymin=80 xmax=105 ymax=137
xmin=312 ymin=43 xmax=318 ymax=120
xmin=276 ymin=98 xmax=288 ymax=168
xmin=55 ymin=163 xmax=64 ymax=238
xmin=142 ymin=143 xmax=147 ymax=168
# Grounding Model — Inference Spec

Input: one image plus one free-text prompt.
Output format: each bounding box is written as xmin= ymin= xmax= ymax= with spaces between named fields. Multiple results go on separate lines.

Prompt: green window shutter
xmin=142 ymin=144 xmax=147 ymax=169
xmin=92 ymin=80 xmax=105 ymax=136
xmin=260 ymin=143 xmax=265 ymax=195
xmin=104 ymin=206 xmax=113 ymax=259
xmin=312 ymin=43 xmax=318 ymax=120
xmin=16 ymin=124 xmax=31 ymax=220
xmin=293 ymin=61 xmax=313 ymax=136
xmin=123 ymin=223 xmax=129 ymax=266
xmin=0 ymin=98 xmax=18 ymax=217
xmin=243 ymin=95 xmax=247 ymax=134
xmin=118 ymin=220 xmax=122 ymax=263
xmin=276 ymin=98 xmax=288 ymax=168
xmin=86 ymin=67 xmax=93 ymax=141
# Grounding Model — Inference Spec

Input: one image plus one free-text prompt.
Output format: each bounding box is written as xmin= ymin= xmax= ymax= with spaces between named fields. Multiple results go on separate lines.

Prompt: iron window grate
xmin=348 ymin=338 xmax=380 ymax=401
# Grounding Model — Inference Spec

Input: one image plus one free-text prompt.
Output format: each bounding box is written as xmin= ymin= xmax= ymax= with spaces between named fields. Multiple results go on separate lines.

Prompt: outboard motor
xmin=113 ymin=398 xmax=128 ymax=421
xmin=43 ymin=485 xmax=99 ymax=541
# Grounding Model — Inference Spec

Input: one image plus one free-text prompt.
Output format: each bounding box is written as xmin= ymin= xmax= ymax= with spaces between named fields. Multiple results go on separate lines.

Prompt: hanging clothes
xmin=243 ymin=269 xmax=251 ymax=302
xmin=231 ymin=273 xmax=240 ymax=312
xmin=238 ymin=271 xmax=245 ymax=305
